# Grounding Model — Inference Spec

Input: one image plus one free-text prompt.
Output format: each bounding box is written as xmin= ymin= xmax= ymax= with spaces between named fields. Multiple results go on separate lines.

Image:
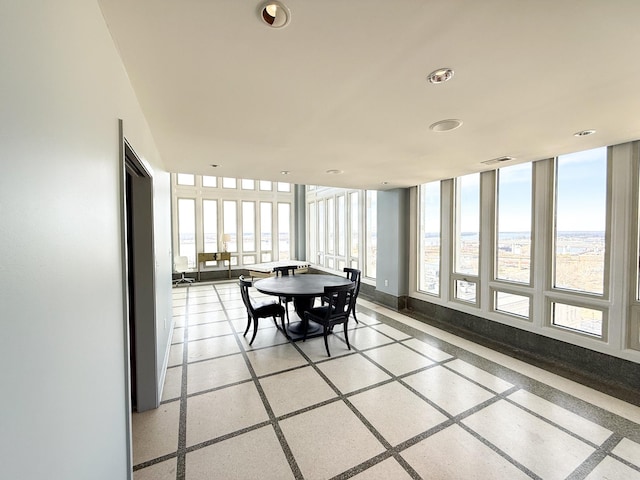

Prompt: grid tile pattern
xmin=133 ymin=281 xmax=640 ymax=479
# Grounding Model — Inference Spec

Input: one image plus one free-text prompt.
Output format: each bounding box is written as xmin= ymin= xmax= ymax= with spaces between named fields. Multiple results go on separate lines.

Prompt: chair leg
xmin=277 ymin=314 xmax=290 ymax=339
xmin=343 ymin=322 xmax=351 ymax=351
xmin=243 ymin=314 xmax=251 ymax=337
xmin=280 ymin=298 xmax=291 ymax=324
xmin=249 ymin=317 xmax=259 ymax=345
xmin=323 ymin=325 xmax=331 ymax=357
xmin=352 ymin=308 xmax=359 ymax=324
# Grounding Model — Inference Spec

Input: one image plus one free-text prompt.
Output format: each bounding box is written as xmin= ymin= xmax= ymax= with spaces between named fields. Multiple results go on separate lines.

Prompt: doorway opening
xmin=123 ymin=138 xmax=158 ymax=413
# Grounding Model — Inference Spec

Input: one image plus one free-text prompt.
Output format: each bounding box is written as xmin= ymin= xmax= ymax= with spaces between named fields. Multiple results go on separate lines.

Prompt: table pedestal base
xmin=285 ymin=320 xmax=321 ymax=341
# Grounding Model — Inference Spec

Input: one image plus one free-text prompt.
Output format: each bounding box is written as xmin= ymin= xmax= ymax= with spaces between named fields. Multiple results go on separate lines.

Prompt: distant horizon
xmin=423 ymin=230 xmax=606 ymax=234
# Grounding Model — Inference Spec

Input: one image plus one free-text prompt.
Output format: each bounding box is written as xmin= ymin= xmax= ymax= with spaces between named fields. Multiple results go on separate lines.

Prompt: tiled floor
xmin=133 ymin=281 xmax=640 ymax=479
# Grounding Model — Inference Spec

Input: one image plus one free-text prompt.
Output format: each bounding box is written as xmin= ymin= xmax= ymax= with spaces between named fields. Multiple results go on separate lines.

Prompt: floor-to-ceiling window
xmin=453 ymin=173 xmax=480 ymax=305
xmin=306 ymin=186 xmax=374 ymax=279
xmin=365 ymin=190 xmax=377 ymax=279
xmin=418 ymin=181 xmax=441 ymax=295
xmin=493 ymin=162 xmax=533 ymax=319
xmin=171 ymin=174 xmax=294 ymax=272
xmin=414 ymin=141 xmax=640 ymax=362
xmin=551 ymin=147 xmax=608 ymax=337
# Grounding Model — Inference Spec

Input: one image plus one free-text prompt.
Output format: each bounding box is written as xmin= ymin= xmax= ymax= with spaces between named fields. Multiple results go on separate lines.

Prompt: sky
xmin=421 ymin=146 xmax=608 ymax=234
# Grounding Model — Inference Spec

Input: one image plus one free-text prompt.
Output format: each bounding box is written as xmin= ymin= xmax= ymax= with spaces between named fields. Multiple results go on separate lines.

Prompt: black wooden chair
xmin=238 ymin=275 xmax=286 ymax=345
xmin=303 ymin=283 xmax=356 ymax=357
xmin=343 ymin=268 xmax=362 ymax=323
xmin=321 ymin=267 xmax=362 ymax=323
xmin=273 ymin=265 xmax=296 ymax=323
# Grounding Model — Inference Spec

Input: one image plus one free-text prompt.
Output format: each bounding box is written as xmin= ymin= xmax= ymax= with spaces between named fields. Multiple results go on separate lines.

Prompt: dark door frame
xmin=119 ymin=120 xmax=159 ymax=475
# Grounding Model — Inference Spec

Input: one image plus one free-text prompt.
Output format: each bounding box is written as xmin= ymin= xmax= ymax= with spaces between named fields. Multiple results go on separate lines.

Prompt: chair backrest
xmin=344 ymin=267 xmax=361 ymax=288
xmin=343 ymin=267 xmax=361 ymax=300
xmin=273 ymin=265 xmax=296 ymax=277
xmin=238 ymin=275 xmax=255 ymax=315
xmin=175 ymin=256 xmax=189 ymax=273
xmin=323 ymin=283 xmax=356 ymax=320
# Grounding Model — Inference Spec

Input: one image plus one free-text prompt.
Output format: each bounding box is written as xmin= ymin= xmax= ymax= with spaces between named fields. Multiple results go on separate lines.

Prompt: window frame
xmin=171 ymin=173 xmax=294 ymax=272
xmin=451 ymin=173 xmax=481 ymax=307
xmin=417 ymin=181 xmax=442 ymax=297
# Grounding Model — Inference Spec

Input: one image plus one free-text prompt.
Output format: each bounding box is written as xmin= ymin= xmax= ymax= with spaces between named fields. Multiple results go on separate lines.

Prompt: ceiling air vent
xmin=481 ymin=156 xmax=514 ymax=166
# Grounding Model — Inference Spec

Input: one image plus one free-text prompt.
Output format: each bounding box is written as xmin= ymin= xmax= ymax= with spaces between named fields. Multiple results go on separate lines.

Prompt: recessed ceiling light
xmin=280 ymin=170 xmax=290 ymax=175
xmin=325 ymin=169 xmax=343 ymax=175
xmin=574 ymin=129 xmax=596 ymax=137
xmin=210 ymin=164 xmax=219 ymax=167
xmin=259 ymin=1 xmax=291 ymax=28
xmin=427 ymin=67 xmax=454 ymax=84
xmin=380 ymin=181 xmax=390 ymax=185
xmin=429 ymin=119 xmax=463 ymax=132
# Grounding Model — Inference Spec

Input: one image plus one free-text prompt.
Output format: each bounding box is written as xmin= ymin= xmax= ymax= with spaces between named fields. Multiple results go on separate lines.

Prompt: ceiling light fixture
xmin=574 ymin=129 xmax=596 ymax=137
xmin=325 ymin=169 xmax=343 ymax=175
xmin=429 ymin=119 xmax=463 ymax=132
xmin=259 ymin=1 xmax=291 ymax=28
xmin=427 ymin=67 xmax=454 ymax=84
xmin=210 ymin=164 xmax=219 ymax=167
xmin=280 ymin=170 xmax=290 ymax=175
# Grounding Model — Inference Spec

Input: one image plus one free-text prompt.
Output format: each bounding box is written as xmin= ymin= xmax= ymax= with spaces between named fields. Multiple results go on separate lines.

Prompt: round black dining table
xmin=254 ymin=274 xmax=354 ymax=338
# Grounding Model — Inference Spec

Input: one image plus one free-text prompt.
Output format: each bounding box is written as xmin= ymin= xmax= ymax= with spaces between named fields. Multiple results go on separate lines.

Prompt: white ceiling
xmin=98 ymin=0 xmax=640 ymax=190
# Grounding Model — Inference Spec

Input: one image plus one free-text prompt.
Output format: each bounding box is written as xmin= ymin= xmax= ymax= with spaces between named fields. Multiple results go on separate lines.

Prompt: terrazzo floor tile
xmin=445 ymin=358 xmax=514 ymax=393
xmin=612 ymin=438 xmax=640 ymax=466
xmin=401 ymin=424 xmax=531 ymax=480
xmin=226 ymin=307 xmax=250 ymax=320
xmin=370 ymin=323 xmax=411 ymax=340
xmin=133 ymin=458 xmax=177 ymax=480
xmin=349 ymin=381 xmax=448 ymax=445
xmin=186 ymin=381 xmax=268 ymax=446
xmin=349 ymin=458 xmax=414 ymax=480
xmin=187 ymin=335 xmax=240 ymax=362
xmin=185 ymin=426 xmax=294 ymax=480
xmin=363 ymin=342 xmax=434 ymax=376
xmin=131 ymin=400 xmax=180 ymax=465
xmin=173 ymin=316 xmax=186 ymax=328
xmin=401 ymin=337 xmax=454 ymax=362
xmin=347 ymin=326 xmax=395 ymax=351
xmin=294 ymin=334 xmax=354 ymax=361
xmin=279 ymin=401 xmax=385 ymax=479
xmin=260 ymin=365 xmax=337 ymax=417
xmin=508 ymin=389 xmax=612 ymax=445
xmin=584 ymin=456 xmax=640 ymax=480
xmin=171 ymin=327 xmax=185 ymax=343
xmin=186 ymin=353 xmax=251 ymax=394
xmin=172 ymin=298 xmax=186 ymax=307
xmin=238 ymin=326 xmax=290 ymax=349
xmin=317 ymin=353 xmax=391 ymax=394
xmin=185 ymin=311 xmax=224 ymax=326
xmin=167 ymin=343 xmax=183 ymax=367
xmin=351 ymin=312 xmax=381 ymax=326
xmin=160 ymin=366 xmax=182 ymax=402
xmin=187 ymin=303 xmax=223 ymax=314
xmin=244 ymin=343 xmax=308 ymax=377
xmin=188 ymin=321 xmax=233 ymax=340
xmin=188 ymin=295 xmax=219 ymax=305
xmin=220 ymin=299 xmax=245 ymax=310
xmin=403 ymin=365 xmax=495 ymax=415
xmin=462 ymin=400 xmax=595 ymax=480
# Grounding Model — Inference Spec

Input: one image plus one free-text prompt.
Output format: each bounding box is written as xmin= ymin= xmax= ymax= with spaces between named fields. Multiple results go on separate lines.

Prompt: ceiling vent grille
xmin=481 ymin=156 xmax=514 ymax=166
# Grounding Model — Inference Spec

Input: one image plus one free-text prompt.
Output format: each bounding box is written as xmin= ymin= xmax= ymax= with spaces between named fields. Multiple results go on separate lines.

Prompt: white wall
xmin=0 ymin=2 xmax=170 ymax=478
